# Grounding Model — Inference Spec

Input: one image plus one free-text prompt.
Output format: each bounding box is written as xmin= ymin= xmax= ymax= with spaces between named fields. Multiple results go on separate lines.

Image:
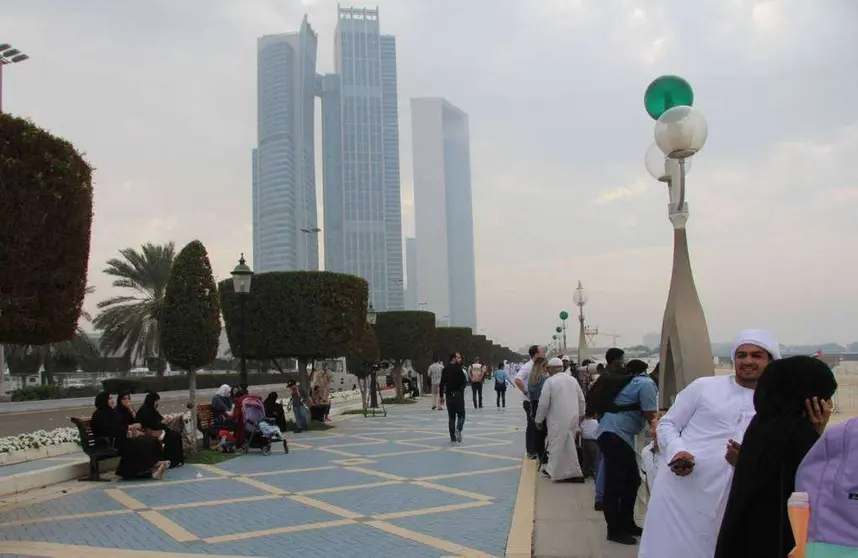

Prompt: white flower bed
xmin=0 ymin=412 xmax=186 ymax=455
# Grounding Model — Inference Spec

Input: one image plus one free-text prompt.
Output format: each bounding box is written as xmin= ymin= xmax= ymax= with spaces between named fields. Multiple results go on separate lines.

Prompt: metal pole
xmin=0 ymin=343 xmax=5 ymax=396
xmin=0 ymin=63 xmax=4 ymax=113
xmin=240 ymin=295 xmax=248 ymax=388
xmin=577 ymin=306 xmax=587 ymax=365
xmin=562 ymin=320 xmax=568 ymax=355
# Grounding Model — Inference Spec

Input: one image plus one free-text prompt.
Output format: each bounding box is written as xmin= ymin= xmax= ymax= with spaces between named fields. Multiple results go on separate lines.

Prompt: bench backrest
xmin=71 ymin=417 xmax=96 ymax=450
xmin=197 ymin=403 xmax=214 ymax=429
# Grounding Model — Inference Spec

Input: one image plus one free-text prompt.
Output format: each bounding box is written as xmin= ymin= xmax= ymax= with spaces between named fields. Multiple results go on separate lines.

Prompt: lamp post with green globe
xmin=559 ymin=311 xmax=569 ymax=356
xmin=643 ymin=75 xmax=715 ymax=410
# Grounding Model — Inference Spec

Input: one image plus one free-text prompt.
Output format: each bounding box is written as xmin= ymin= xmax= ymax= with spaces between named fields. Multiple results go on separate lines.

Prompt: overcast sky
xmin=4 ymin=0 xmax=858 ymax=350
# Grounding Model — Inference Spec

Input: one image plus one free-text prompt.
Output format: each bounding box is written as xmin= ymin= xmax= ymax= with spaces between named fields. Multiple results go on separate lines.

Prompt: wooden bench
xmin=70 ymin=417 xmax=119 ymax=482
xmin=196 ymin=403 xmax=236 ymax=448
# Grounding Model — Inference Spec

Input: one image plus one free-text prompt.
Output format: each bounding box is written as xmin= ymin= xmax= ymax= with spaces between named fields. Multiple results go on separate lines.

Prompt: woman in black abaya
xmin=137 ymin=392 xmax=185 ymax=468
xmin=714 ymin=356 xmax=837 ymax=558
xmin=90 ymin=392 xmax=169 ymax=480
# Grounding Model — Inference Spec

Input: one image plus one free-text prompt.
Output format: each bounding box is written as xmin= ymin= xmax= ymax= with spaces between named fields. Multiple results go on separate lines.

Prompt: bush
xmin=10 ymin=384 xmax=99 ymax=402
xmin=435 ymin=327 xmax=472 ymax=363
xmin=101 ymin=373 xmax=298 ymax=395
xmin=162 ymin=240 xmax=221 ymax=373
xmin=375 ymin=311 xmax=435 ymax=399
xmin=468 ymin=334 xmax=487 ymax=364
xmin=346 ymin=323 xmax=380 ymax=380
xmin=0 ymin=113 xmax=94 ymax=345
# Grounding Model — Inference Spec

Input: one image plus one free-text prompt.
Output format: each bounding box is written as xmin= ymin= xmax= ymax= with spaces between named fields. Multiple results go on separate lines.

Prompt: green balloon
xmin=555 ymin=326 xmax=562 ymax=333
xmin=644 ymin=75 xmax=694 ymax=120
xmin=559 ymin=311 xmax=569 ymax=321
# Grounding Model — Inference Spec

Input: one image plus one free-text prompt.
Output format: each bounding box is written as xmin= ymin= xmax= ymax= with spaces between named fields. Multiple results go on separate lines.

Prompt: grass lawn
xmin=382 ymin=397 xmax=417 ymax=404
xmin=184 ymin=450 xmax=238 ymax=465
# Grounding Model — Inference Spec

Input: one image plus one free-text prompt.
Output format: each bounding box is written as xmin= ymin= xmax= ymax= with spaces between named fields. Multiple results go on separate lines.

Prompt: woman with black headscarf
xmin=137 ymin=392 xmax=185 ymax=468
xmin=90 ymin=392 xmax=169 ymax=480
xmin=115 ymin=392 xmax=137 ymax=427
xmin=264 ymin=392 xmax=287 ymax=432
xmin=714 ymin=356 xmax=837 ymax=558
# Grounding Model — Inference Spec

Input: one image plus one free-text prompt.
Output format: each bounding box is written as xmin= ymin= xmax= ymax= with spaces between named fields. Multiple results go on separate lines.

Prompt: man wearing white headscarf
xmin=534 ymin=357 xmax=587 ymax=481
xmin=638 ymin=329 xmax=781 ymax=557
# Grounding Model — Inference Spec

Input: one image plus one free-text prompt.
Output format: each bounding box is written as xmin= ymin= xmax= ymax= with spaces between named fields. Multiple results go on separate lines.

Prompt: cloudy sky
xmin=4 ymin=0 xmax=858 ymax=350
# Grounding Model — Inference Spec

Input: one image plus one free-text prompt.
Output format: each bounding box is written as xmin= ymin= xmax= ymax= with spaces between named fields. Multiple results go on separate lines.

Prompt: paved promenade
xmin=0 ymin=395 xmax=529 ymax=557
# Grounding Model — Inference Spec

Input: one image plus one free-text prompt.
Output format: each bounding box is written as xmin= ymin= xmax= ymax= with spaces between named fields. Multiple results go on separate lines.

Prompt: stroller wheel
xmin=261 ymin=445 xmax=271 ymax=456
xmin=283 ymin=441 xmax=289 ymax=455
xmin=239 ymin=445 xmax=249 ymax=455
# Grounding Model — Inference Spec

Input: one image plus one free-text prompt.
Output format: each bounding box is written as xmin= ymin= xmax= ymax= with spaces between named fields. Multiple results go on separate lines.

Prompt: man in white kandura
xmin=638 ymin=329 xmax=781 ymax=558
xmin=534 ymin=357 xmax=587 ymax=481
xmin=428 ymin=358 xmax=444 ymax=411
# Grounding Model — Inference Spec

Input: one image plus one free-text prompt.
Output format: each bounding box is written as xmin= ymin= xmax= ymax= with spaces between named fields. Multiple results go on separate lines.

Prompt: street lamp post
xmin=573 ymin=281 xmax=588 ymax=366
xmin=559 ymin=311 xmax=569 ymax=356
xmin=0 ymin=43 xmax=30 ymax=113
xmin=366 ymin=302 xmax=380 ymax=410
xmin=644 ymin=75 xmax=715 ymax=409
xmin=230 ymin=254 xmax=253 ymax=389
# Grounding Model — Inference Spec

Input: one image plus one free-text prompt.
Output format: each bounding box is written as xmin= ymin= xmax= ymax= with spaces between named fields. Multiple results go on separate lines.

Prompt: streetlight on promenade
xmin=230 ymin=254 xmax=253 ymax=389
xmin=644 ymin=75 xmax=715 ymax=409
xmin=559 ymin=311 xmax=569 ymax=355
xmin=573 ymin=281 xmax=588 ymax=366
xmin=0 ymin=43 xmax=30 ymax=113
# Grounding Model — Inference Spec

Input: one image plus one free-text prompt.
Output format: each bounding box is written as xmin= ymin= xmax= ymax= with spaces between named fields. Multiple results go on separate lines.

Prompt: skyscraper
xmin=253 ymin=15 xmax=320 ymax=273
xmin=411 ymin=97 xmax=477 ymax=329
xmin=321 ymin=6 xmax=404 ymax=311
xmin=404 ymin=236 xmax=418 ymax=310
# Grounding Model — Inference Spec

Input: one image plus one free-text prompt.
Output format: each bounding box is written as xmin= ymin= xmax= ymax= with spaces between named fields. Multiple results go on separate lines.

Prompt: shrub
xmin=219 ymin=271 xmax=367 ymax=388
xmin=435 ymin=327 xmax=472 ymax=363
xmin=346 ymin=323 xmax=379 ymax=380
xmin=162 ymin=240 xmax=221 ymax=373
xmin=0 ymin=113 xmax=93 ymax=345
xmin=375 ymin=311 xmax=435 ymax=399
xmin=10 ymin=384 xmax=99 ymax=402
xmin=101 ymin=373 xmax=298 ymax=395
xmin=468 ymin=334 xmax=487 ymax=364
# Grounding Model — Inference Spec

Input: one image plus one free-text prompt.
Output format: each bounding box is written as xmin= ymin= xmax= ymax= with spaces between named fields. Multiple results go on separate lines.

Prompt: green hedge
xmin=102 ymin=373 xmax=298 ymax=395
xmin=219 ymin=271 xmax=367 ymax=361
xmin=375 ymin=311 xmax=436 ymax=362
xmin=346 ymin=323 xmax=380 ymax=379
xmin=10 ymin=384 xmax=99 ymax=402
xmin=434 ymin=327 xmax=473 ymax=363
xmin=0 ymin=113 xmax=93 ymax=345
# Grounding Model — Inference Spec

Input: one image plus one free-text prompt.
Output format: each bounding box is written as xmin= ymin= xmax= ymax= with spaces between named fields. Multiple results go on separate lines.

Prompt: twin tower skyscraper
xmin=252 ymin=6 xmax=476 ymax=329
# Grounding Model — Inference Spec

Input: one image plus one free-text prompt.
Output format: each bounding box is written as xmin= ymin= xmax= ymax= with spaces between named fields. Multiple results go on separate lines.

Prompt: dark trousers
xmin=495 ymin=386 xmax=506 ymax=407
xmin=471 ymin=381 xmax=483 ymax=408
xmin=445 ymin=390 xmax=466 ymax=440
xmin=581 ymin=439 xmax=600 ymax=478
xmin=522 ymin=400 xmax=547 ymax=458
xmin=597 ymin=432 xmax=641 ymax=536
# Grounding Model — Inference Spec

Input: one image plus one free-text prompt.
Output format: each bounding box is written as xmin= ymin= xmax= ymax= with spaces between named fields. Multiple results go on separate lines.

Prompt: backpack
xmin=585 ymin=373 xmax=640 ymax=417
xmin=795 ymin=417 xmax=858 ymax=556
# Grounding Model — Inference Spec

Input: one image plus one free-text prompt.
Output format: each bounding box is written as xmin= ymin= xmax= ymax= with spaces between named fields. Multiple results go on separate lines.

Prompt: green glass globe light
xmin=552 ymin=334 xmax=558 ymax=340
xmin=559 ymin=311 xmax=569 ymax=321
xmin=644 ymin=75 xmax=694 ymax=121
xmin=556 ymin=326 xmax=562 ymax=333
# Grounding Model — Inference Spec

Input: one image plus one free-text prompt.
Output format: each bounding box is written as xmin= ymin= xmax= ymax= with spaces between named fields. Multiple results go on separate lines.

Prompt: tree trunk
xmin=156 ymin=353 xmax=167 ymax=377
xmin=393 ymin=359 xmax=404 ymax=402
xmin=188 ymin=368 xmax=197 ymax=453
xmin=42 ymin=351 xmax=55 ymax=386
xmin=298 ymin=358 xmax=310 ymax=394
xmin=369 ymin=372 xmax=379 ymax=409
xmin=358 ymin=377 xmax=369 ymax=411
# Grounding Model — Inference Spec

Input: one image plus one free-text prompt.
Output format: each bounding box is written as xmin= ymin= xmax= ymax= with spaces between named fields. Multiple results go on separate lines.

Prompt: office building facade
xmin=404 ymin=236 xmax=418 ymax=310
xmin=253 ymin=15 xmax=320 ymax=272
xmin=321 ymin=6 xmax=404 ymax=311
xmin=411 ymin=97 xmax=477 ymax=329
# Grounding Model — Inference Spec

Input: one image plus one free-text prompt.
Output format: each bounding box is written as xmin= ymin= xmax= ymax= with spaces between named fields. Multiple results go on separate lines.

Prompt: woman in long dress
xmin=136 ymin=392 xmax=185 ymax=468
xmin=90 ymin=392 xmax=169 ymax=480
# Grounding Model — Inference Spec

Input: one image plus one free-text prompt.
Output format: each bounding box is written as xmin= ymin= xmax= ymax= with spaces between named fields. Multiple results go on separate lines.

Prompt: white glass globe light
xmin=654 ymin=105 xmax=708 ymax=159
xmin=572 ymin=281 xmax=588 ymax=306
xmin=646 ymin=142 xmax=692 ymax=182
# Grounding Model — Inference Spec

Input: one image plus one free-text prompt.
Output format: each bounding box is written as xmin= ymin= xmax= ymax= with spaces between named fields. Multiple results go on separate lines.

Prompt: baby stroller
xmin=240 ymin=395 xmax=289 ymax=455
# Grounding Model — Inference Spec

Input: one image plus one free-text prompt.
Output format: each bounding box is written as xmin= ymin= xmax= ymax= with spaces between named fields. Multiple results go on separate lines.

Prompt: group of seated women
xmin=90 ymin=390 xmax=186 ymax=481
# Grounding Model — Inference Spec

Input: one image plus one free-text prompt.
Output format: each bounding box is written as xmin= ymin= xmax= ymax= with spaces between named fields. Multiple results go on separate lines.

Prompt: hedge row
xmin=102 ymin=373 xmax=298 ymax=395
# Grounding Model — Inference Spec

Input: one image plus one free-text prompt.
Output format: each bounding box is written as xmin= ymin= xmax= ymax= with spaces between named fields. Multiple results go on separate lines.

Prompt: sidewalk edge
xmin=504 ymin=457 xmax=536 ymax=558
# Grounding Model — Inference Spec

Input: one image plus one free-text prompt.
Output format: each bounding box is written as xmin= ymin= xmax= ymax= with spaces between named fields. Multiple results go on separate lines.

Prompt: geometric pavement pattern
xmin=0 ymin=394 xmax=528 ymax=557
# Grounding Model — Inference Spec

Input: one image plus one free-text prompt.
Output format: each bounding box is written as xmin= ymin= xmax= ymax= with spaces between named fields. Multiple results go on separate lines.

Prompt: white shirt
xmin=580 ymin=418 xmax=600 ymax=440
xmin=514 ymin=360 xmax=534 ymax=390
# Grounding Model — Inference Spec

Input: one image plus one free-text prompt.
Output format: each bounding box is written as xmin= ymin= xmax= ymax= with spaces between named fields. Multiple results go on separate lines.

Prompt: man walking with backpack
xmin=469 ymin=357 xmax=485 ymax=409
xmin=590 ymin=348 xmax=658 ymax=545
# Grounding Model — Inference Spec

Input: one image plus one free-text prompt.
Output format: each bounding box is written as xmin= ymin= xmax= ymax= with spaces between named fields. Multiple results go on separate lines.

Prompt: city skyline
xmin=4 ymin=1 xmax=857 ymax=349
xmin=411 ymin=97 xmax=478 ymax=330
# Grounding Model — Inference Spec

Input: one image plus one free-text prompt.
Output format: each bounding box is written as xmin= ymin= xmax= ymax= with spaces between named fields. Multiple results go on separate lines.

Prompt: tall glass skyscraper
xmin=253 ymin=16 xmax=319 ymax=272
xmin=411 ymin=97 xmax=477 ymax=330
xmin=321 ymin=6 xmax=404 ymax=311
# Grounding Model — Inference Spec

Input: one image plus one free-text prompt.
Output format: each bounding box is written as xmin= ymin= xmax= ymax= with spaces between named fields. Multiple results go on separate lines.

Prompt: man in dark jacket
xmin=439 ymin=351 xmax=467 ymax=442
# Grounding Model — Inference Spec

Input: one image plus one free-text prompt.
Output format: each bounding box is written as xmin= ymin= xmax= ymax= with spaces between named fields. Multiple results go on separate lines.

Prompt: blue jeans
xmin=594 ymin=453 xmax=606 ymax=502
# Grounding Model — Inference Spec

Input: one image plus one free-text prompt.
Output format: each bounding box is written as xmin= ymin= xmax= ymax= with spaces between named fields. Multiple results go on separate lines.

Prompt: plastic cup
xmin=787 ymin=492 xmax=810 ymax=558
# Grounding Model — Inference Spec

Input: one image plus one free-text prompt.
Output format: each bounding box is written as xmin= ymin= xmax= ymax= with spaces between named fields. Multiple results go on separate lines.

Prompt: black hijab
xmin=94 ymin=391 xmax=111 ymax=411
xmin=91 ymin=391 xmax=125 ymax=442
xmin=115 ymin=391 xmax=136 ymax=426
xmin=136 ymin=392 xmax=165 ymax=430
xmin=715 ymin=356 xmax=838 ymax=558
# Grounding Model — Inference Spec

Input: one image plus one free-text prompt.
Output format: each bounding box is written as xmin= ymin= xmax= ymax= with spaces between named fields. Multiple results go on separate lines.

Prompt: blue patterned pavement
xmin=0 ymin=393 xmax=528 ymax=557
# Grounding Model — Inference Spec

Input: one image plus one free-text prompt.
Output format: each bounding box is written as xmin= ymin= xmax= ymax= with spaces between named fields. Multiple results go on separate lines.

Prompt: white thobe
xmin=639 ymin=375 xmax=756 ymax=558
xmin=534 ymin=373 xmax=586 ymax=481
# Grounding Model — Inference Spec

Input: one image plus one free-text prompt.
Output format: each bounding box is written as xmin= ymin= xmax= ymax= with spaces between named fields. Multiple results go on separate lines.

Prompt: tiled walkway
xmin=0 ymin=395 xmax=528 ymax=557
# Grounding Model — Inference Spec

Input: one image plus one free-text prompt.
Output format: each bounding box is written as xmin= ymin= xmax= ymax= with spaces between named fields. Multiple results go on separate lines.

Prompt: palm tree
xmin=8 ymin=287 xmax=99 ymax=385
xmin=93 ymin=242 xmax=176 ymax=377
